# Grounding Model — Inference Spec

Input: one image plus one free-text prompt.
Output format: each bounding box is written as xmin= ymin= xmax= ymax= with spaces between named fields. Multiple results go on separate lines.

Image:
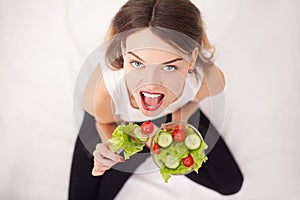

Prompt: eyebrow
xmin=128 ymin=52 xmax=183 ymax=65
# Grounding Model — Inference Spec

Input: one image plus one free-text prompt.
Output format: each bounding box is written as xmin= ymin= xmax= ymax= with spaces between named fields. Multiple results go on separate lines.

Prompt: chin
xmin=140 ymin=108 xmax=162 ymax=117
xmin=139 ymin=101 xmax=171 ymax=118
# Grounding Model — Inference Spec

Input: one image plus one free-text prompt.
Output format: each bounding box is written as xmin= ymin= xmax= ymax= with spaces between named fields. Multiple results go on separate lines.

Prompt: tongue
xmin=144 ymin=96 xmax=160 ymax=106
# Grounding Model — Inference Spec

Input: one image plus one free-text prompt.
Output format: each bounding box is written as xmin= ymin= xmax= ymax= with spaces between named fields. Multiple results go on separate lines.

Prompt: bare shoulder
xmin=82 ymin=63 xmax=116 ymax=124
xmin=195 ymin=64 xmax=225 ymax=102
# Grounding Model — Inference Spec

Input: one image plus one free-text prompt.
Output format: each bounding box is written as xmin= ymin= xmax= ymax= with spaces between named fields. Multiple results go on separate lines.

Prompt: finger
xmin=101 ymin=142 xmax=125 ymax=161
xmin=91 ymin=168 xmax=105 ymax=176
xmin=93 ymin=149 xmax=123 ymax=165
xmin=93 ymin=165 xmax=110 ymax=172
xmin=162 ymin=123 xmax=175 ymax=130
xmin=95 ymin=143 xmax=125 ymax=162
xmin=93 ymin=157 xmax=106 ymax=168
xmin=93 ymin=149 xmax=104 ymax=161
xmin=94 ymin=157 xmax=117 ymax=168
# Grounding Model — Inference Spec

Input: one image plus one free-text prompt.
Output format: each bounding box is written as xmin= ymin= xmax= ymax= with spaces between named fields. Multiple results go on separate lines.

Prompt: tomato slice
xmin=172 ymin=129 xmax=186 ymax=142
xmin=141 ymin=121 xmax=154 ymax=135
xmin=152 ymin=143 xmax=160 ymax=154
xmin=182 ymin=155 xmax=194 ymax=167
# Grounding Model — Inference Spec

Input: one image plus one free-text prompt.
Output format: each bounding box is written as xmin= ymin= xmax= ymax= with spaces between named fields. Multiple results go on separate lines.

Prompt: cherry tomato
xmin=182 ymin=155 xmax=194 ymax=167
xmin=141 ymin=121 xmax=154 ymax=134
xmin=172 ymin=129 xmax=186 ymax=142
xmin=152 ymin=143 xmax=160 ymax=154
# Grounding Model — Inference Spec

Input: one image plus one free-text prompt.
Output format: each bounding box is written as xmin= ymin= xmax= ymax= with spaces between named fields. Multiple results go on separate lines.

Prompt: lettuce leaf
xmin=190 ymin=140 xmax=208 ymax=173
xmin=160 ymin=164 xmax=192 ymax=183
xmin=108 ymin=122 xmax=147 ymax=160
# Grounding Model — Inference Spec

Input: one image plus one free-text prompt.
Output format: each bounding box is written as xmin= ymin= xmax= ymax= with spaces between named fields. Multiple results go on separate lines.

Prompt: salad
xmin=108 ymin=122 xmax=154 ymax=159
xmin=151 ymin=122 xmax=208 ymax=183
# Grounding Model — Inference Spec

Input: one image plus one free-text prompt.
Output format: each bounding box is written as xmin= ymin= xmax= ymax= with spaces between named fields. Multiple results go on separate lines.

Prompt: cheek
xmin=124 ymin=69 xmax=143 ymax=92
xmin=161 ymin=73 xmax=186 ymax=97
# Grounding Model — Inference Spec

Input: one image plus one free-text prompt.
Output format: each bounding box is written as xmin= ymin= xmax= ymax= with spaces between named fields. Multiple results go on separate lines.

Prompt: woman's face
xmin=122 ymin=29 xmax=197 ymax=117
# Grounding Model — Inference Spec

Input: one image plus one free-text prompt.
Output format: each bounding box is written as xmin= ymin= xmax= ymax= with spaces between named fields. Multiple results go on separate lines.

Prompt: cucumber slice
xmin=184 ymin=134 xmax=201 ymax=150
xmin=133 ymin=127 xmax=148 ymax=142
xmin=157 ymin=132 xmax=173 ymax=148
xmin=165 ymin=155 xmax=180 ymax=169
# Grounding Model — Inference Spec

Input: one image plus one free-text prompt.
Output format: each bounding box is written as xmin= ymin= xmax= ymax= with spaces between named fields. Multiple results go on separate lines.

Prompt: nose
xmin=143 ymin=66 xmax=162 ymax=84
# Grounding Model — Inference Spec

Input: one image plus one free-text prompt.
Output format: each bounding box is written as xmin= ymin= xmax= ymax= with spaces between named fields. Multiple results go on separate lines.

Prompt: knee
xmin=218 ymin=174 xmax=244 ymax=195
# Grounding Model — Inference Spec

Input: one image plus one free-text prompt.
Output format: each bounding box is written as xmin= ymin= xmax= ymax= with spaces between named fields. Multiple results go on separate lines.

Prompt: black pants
xmin=68 ymin=110 xmax=244 ymax=199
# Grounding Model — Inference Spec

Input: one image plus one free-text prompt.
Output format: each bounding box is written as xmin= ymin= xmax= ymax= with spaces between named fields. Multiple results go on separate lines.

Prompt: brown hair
xmin=104 ymin=0 xmax=215 ymax=70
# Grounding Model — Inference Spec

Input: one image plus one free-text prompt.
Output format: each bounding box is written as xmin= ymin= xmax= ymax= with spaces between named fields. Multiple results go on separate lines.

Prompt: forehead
xmin=125 ymin=28 xmax=189 ymax=61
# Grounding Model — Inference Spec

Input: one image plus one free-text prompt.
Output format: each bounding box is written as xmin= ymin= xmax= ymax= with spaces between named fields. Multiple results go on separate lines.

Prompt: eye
xmin=162 ymin=65 xmax=176 ymax=72
xmin=130 ymin=61 xmax=144 ymax=69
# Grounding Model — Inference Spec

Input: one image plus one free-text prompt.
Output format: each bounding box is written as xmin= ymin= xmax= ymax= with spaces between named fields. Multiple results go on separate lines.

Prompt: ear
xmin=189 ymin=47 xmax=199 ymax=70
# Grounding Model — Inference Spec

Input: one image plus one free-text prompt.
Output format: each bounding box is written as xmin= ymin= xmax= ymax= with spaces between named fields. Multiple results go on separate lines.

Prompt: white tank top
xmin=100 ymin=64 xmax=203 ymax=122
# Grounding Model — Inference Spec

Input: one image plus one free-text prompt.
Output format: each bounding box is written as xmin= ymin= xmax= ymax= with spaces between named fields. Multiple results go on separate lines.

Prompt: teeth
xmin=142 ymin=92 xmax=162 ymax=98
xmin=147 ymin=105 xmax=155 ymax=109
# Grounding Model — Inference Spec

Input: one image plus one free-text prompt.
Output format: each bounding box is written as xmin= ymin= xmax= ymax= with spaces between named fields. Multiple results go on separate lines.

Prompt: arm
xmin=95 ymin=122 xmax=117 ymax=144
xmin=93 ymin=70 xmax=125 ymax=142
xmin=172 ymin=64 xmax=225 ymax=122
xmin=82 ymin=65 xmax=126 ymax=176
xmin=82 ymin=63 xmax=122 ymax=142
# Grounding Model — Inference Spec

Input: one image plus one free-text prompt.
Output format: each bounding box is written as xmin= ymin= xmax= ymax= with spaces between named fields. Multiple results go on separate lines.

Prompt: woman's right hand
xmin=91 ymin=141 xmax=125 ymax=176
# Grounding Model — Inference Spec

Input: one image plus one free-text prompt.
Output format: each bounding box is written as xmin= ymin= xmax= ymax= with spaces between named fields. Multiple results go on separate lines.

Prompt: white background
xmin=0 ymin=0 xmax=299 ymax=199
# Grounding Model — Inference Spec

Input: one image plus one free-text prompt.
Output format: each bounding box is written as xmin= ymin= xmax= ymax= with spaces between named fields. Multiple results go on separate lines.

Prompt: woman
xmin=69 ymin=0 xmax=243 ymax=199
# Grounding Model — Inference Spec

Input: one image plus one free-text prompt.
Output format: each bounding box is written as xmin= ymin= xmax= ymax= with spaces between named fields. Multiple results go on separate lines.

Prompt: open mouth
xmin=140 ymin=90 xmax=165 ymax=111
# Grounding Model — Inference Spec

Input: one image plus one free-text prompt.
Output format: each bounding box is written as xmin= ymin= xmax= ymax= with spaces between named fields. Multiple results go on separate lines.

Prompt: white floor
xmin=0 ymin=0 xmax=299 ymax=199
